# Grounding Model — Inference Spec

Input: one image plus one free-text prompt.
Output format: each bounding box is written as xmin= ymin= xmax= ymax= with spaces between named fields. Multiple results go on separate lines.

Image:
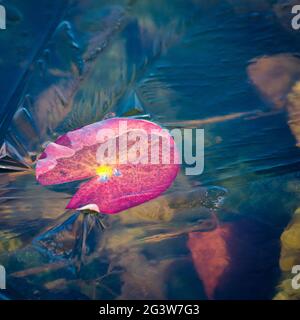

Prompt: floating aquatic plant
xmin=36 ymin=118 xmax=179 ymax=214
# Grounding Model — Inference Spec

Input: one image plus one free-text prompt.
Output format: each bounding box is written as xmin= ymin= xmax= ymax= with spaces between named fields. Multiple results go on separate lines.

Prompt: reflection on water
xmin=0 ymin=0 xmax=300 ymax=299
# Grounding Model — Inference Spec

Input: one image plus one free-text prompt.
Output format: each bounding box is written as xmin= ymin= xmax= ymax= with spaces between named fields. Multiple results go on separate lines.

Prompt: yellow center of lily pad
xmin=96 ymin=165 xmax=113 ymax=178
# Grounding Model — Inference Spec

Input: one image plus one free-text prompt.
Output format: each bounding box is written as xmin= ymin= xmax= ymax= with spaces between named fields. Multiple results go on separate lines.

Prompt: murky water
xmin=0 ymin=0 xmax=300 ymax=300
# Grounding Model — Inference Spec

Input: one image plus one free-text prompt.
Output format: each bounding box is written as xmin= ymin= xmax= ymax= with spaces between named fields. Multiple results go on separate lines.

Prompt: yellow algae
xmin=273 ymin=291 xmax=289 ymax=300
xmin=275 ymin=207 xmax=300 ymax=299
xmin=281 ymin=225 xmax=300 ymax=250
xmin=274 ymin=279 xmax=300 ymax=300
xmin=279 ymin=255 xmax=300 ymax=272
xmin=120 ymin=196 xmax=175 ymax=224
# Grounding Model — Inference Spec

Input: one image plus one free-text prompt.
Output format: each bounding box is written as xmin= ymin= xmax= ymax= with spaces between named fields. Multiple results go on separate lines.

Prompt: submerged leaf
xmin=188 ymin=224 xmax=231 ymax=299
xmin=188 ymin=219 xmax=281 ymax=300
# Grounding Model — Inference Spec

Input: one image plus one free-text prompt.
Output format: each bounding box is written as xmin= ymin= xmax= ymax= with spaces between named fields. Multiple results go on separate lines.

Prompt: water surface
xmin=0 ymin=0 xmax=299 ymax=300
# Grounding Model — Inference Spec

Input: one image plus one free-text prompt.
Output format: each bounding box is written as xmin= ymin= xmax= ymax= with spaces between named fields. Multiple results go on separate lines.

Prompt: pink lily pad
xmin=36 ymin=118 xmax=180 ymax=214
